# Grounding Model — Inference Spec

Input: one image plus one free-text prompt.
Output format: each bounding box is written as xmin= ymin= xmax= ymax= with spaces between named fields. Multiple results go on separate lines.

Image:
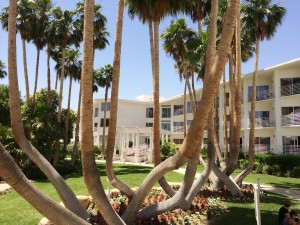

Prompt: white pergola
xmin=115 ymin=127 xmax=171 ymax=164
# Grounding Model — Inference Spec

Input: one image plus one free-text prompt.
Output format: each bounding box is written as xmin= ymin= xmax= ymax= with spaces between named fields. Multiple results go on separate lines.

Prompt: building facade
xmin=92 ymin=59 xmax=300 ymax=155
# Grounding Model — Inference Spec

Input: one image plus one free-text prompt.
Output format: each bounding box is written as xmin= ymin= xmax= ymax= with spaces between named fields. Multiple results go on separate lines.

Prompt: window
xmin=146 ymin=123 xmax=153 ymax=127
xmin=173 ymin=122 xmax=184 ymax=132
xmin=146 ymin=108 xmax=153 ymax=118
xmin=255 ymin=111 xmax=269 ymax=118
xmin=173 ymin=139 xmax=183 ymax=145
xmin=225 ymin=93 xmax=230 ymax=106
xmin=281 ymin=78 xmax=300 ymax=96
xmin=187 ymin=101 xmax=200 ymax=113
xmin=281 ymin=106 xmax=300 ymax=125
xmin=282 ymin=136 xmax=300 ymax=153
xmin=254 ymin=137 xmax=270 ymax=152
xmin=94 ymin=123 xmax=98 ymax=132
xmin=248 ymin=86 xmax=269 ymax=101
xmin=94 ymin=108 xmax=99 ymax=117
xmin=162 ymin=108 xmax=171 ymax=118
xmin=161 ymin=121 xmax=171 ymax=131
xmin=101 ymin=102 xmax=110 ymax=111
xmin=100 ymin=119 xmax=109 ymax=127
xmin=173 ymin=105 xmax=184 ymax=116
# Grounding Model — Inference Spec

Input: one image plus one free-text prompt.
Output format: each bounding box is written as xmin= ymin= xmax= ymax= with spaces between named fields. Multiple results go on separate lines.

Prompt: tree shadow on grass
xmin=267 ymin=181 xmax=300 ymax=191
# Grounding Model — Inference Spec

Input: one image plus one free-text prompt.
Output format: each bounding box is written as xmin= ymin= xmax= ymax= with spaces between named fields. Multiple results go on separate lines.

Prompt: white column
xmin=161 ymin=132 xmax=165 ymax=144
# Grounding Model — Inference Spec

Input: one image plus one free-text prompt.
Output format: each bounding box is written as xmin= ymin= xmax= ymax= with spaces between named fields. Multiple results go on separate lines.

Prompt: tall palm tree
xmin=48 ymin=7 xmax=78 ymax=165
xmin=6 ymin=0 xmax=89 ymax=220
xmin=80 ymin=0 xmax=124 ymax=224
xmin=0 ymin=60 xmax=7 ymax=79
xmin=235 ymin=0 xmax=286 ymax=183
xmin=94 ymin=64 xmax=113 ymax=157
xmin=31 ymin=0 xmax=52 ymax=103
xmin=0 ymin=0 xmax=34 ymax=104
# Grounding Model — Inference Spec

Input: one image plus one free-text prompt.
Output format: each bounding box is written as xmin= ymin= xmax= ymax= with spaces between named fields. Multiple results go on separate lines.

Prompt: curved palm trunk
xmin=150 ymin=20 xmax=176 ymax=197
xmin=47 ymin=45 xmax=51 ymax=107
xmin=122 ymin=1 xmax=240 ymax=223
xmin=7 ymin=0 xmax=89 ymax=220
xmin=64 ymin=73 xmax=73 ymax=153
xmin=105 ymin=0 xmax=135 ymax=199
xmin=223 ymin=73 xmax=229 ymax=161
xmin=101 ymin=86 xmax=108 ymax=157
xmin=191 ymin=74 xmax=197 ymax=107
xmin=186 ymin=76 xmax=196 ymax=116
xmin=22 ymin=38 xmax=30 ymax=104
xmin=71 ymin=82 xmax=81 ymax=166
xmin=33 ymin=47 xmax=41 ymax=103
xmin=55 ymin=72 xmax=59 ymax=91
xmin=0 ymin=143 xmax=90 ymax=225
xmin=54 ymin=47 xmax=66 ymax=166
xmin=80 ymin=1 xmax=125 ymax=224
xmin=235 ymin=36 xmax=260 ymax=184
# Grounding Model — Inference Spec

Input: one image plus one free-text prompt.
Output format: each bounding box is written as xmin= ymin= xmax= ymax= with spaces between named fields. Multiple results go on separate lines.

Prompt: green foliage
xmin=238 ymin=153 xmax=300 ymax=177
xmin=128 ymin=140 xmax=133 ymax=148
xmin=0 ymin=84 xmax=11 ymax=126
xmin=289 ymin=167 xmax=300 ymax=178
xmin=161 ymin=142 xmax=179 ymax=160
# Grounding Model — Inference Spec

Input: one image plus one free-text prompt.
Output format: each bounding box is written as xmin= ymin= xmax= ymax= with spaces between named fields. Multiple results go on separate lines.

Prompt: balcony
xmin=254 ymin=144 xmax=271 ymax=153
xmin=254 ymin=117 xmax=275 ymax=128
xmin=281 ymin=82 xmax=300 ymax=96
xmin=282 ymin=145 xmax=300 ymax=154
xmin=281 ymin=114 xmax=300 ymax=126
xmin=248 ymin=89 xmax=274 ymax=102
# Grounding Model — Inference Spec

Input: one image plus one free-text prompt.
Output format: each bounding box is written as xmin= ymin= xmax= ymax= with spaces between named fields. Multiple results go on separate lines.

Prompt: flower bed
xmin=86 ymin=184 xmax=256 ymax=225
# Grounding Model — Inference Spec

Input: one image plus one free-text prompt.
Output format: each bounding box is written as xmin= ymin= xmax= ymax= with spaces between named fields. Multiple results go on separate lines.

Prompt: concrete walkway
xmin=1 ymin=162 xmax=299 ymax=201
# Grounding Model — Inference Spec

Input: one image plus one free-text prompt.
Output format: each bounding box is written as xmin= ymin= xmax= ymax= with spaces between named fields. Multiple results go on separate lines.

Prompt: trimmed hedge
xmin=238 ymin=153 xmax=300 ymax=177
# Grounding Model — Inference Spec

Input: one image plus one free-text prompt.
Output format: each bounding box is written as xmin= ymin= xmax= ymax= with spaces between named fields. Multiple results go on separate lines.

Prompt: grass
xmin=0 ymin=163 xmax=183 ymax=225
xmin=195 ymin=164 xmax=300 ymax=191
xmin=212 ymin=193 xmax=300 ymax=225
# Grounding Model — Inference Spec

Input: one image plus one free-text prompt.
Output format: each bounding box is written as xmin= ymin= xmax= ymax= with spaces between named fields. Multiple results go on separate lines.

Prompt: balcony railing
xmin=281 ymin=114 xmax=300 ymax=126
xmin=173 ymin=126 xmax=184 ymax=132
xmin=254 ymin=117 xmax=275 ymax=128
xmin=248 ymin=90 xmax=274 ymax=102
xmin=282 ymin=145 xmax=300 ymax=154
xmin=239 ymin=144 xmax=271 ymax=153
xmin=281 ymin=82 xmax=300 ymax=96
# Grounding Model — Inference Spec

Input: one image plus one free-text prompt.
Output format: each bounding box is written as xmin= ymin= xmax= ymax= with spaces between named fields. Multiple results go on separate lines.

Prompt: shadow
xmin=268 ymin=181 xmax=300 ymax=191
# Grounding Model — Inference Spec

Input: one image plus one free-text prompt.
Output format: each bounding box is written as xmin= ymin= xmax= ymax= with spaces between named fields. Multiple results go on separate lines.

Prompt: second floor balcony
xmin=281 ymin=114 xmax=300 ymax=126
xmin=248 ymin=89 xmax=274 ymax=102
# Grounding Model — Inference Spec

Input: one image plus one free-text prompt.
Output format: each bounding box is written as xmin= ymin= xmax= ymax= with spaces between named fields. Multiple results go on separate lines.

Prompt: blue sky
xmin=0 ymin=0 xmax=300 ymax=110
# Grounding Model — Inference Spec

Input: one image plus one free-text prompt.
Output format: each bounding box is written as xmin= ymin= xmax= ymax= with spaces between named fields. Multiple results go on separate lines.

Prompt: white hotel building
xmin=92 ymin=59 xmax=300 ymax=160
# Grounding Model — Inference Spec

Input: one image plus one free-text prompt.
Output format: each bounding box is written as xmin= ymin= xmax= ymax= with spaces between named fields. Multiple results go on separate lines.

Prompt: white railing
xmin=281 ymin=82 xmax=300 ymax=96
xmin=254 ymin=117 xmax=275 ymax=128
xmin=248 ymin=90 xmax=274 ymax=102
xmin=281 ymin=114 xmax=300 ymax=126
xmin=240 ymin=144 xmax=271 ymax=153
xmin=281 ymin=145 xmax=300 ymax=154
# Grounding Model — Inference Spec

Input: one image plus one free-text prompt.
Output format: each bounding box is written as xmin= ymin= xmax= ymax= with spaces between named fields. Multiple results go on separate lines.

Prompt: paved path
xmin=1 ymin=162 xmax=299 ymax=201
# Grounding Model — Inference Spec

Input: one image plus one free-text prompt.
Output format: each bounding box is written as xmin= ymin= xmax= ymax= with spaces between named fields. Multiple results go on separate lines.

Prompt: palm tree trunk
xmin=191 ymin=73 xmax=197 ymax=107
xmin=71 ymin=82 xmax=82 ymax=166
xmin=235 ymin=35 xmax=260 ymax=184
xmin=105 ymin=0 xmax=135 ymax=199
xmin=197 ymin=19 xmax=202 ymax=38
xmin=0 ymin=143 xmax=90 ymax=225
xmin=64 ymin=73 xmax=73 ymax=153
xmin=47 ymin=45 xmax=51 ymax=107
xmin=54 ymin=47 xmax=66 ymax=166
xmin=81 ymin=1 xmax=125 ymax=224
xmin=184 ymin=82 xmax=187 ymax=137
xmin=7 ymin=0 xmax=89 ymax=219
xmin=33 ymin=47 xmax=40 ymax=103
xmin=22 ymin=38 xmax=30 ymax=105
xmin=223 ymin=73 xmax=229 ymax=161
xmin=101 ymin=86 xmax=108 ymax=157
xmin=152 ymin=19 xmax=160 ymax=167
xmin=55 ymin=72 xmax=59 ymax=91
xmin=186 ymin=76 xmax=196 ymax=116
xmin=122 ymin=1 xmax=240 ymax=223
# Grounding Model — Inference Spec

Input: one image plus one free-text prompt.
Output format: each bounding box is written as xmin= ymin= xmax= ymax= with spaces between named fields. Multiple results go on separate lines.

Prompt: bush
xmin=161 ymin=142 xmax=179 ymax=160
xmin=289 ymin=167 xmax=300 ymax=178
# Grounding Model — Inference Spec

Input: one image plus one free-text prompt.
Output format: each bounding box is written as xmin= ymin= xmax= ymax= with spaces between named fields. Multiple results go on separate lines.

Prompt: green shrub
xmin=161 ymin=142 xmax=179 ymax=160
xmin=238 ymin=159 xmax=248 ymax=169
xmin=289 ymin=167 xmax=300 ymax=178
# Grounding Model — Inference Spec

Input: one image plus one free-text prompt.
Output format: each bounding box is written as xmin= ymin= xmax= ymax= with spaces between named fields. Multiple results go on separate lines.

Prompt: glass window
xmin=255 ymin=111 xmax=269 ymax=118
xmin=173 ymin=105 xmax=184 ymax=116
xmin=162 ymin=108 xmax=171 ymax=118
xmin=225 ymin=93 xmax=230 ymax=106
xmin=187 ymin=101 xmax=200 ymax=113
xmin=173 ymin=139 xmax=183 ymax=145
xmin=101 ymin=102 xmax=110 ymax=111
xmin=94 ymin=108 xmax=99 ymax=117
xmin=161 ymin=122 xmax=171 ymax=131
xmin=146 ymin=123 xmax=153 ymax=127
xmin=100 ymin=119 xmax=109 ymax=127
xmin=146 ymin=108 xmax=153 ymax=118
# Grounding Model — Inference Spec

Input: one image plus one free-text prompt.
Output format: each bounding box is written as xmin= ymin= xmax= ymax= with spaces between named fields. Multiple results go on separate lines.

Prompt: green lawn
xmin=195 ymin=165 xmax=300 ymax=191
xmin=0 ymin=163 xmax=183 ymax=225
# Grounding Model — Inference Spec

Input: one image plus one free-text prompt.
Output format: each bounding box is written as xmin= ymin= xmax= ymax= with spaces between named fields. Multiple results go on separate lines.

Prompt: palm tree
xmin=48 ymin=7 xmax=78 ymax=165
xmin=80 ymin=0 xmax=124 ymax=224
xmin=235 ymin=0 xmax=286 ymax=183
xmin=94 ymin=64 xmax=113 ymax=157
xmin=6 ymin=0 xmax=89 ymax=220
xmin=0 ymin=0 xmax=34 ymax=104
xmin=0 ymin=60 xmax=7 ymax=79
xmin=31 ymin=0 xmax=53 ymax=103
